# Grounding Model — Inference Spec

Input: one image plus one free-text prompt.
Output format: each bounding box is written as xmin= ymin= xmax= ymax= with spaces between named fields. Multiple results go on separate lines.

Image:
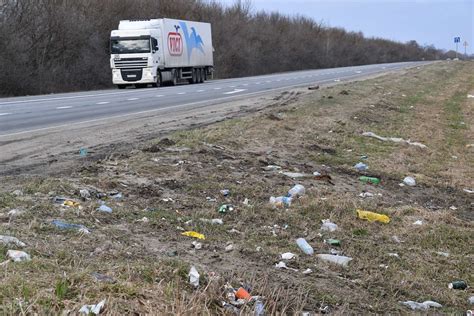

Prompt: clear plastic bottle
xmin=269 ymin=196 xmax=292 ymax=208
xmin=296 ymin=238 xmax=314 ymax=255
xmin=288 ymin=184 xmax=305 ymax=198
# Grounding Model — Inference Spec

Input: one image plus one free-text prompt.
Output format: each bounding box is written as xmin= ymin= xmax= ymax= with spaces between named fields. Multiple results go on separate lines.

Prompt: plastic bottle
xmin=288 ymin=184 xmax=305 ymax=198
xmin=354 ymin=162 xmax=368 ymax=171
xmin=269 ymin=196 xmax=292 ymax=208
xmin=296 ymin=238 xmax=314 ymax=255
xmin=403 ymin=176 xmax=416 ymax=186
xmin=254 ymin=300 xmax=265 ymax=316
xmin=359 ymin=176 xmax=380 ymax=185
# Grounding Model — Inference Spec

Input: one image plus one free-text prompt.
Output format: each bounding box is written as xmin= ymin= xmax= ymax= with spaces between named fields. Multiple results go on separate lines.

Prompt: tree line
xmin=0 ymin=0 xmax=445 ymax=96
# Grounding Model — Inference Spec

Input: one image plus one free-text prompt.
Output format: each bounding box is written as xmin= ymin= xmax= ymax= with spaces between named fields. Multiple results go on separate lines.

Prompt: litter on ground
xmin=356 ymin=209 xmax=390 ymax=224
xmin=316 ymin=254 xmax=352 ymax=267
xmin=401 ymin=300 xmax=442 ymax=310
xmin=7 ymin=250 xmax=31 ymax=262
xmin=79 ymin=299 xmax=106 ymax=315
xmin=362 ymin=131 xmax=427 ymax=148
xmin=0 ymin=235 xmax=26 ymax=247
xmin=182 ymin=231 xmax=206 ymax=240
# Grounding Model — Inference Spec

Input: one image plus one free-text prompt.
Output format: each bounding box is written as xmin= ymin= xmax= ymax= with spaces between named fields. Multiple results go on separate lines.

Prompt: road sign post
xmin=463 ymin=41 xmax=468 ymax=58
xmin=454 ymin=37 xmax=461 ymax=59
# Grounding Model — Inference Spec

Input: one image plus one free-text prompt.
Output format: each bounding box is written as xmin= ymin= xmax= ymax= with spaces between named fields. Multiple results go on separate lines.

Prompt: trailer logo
xmin=168 ymin=25 xmax=183 ymax=56
xmin=179 ymin=22 xmax=205 ymax=62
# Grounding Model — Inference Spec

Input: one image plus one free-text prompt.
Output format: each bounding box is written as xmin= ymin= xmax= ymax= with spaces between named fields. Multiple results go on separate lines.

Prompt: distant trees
xmin=0 ymin=0 xmax=445 ymax=96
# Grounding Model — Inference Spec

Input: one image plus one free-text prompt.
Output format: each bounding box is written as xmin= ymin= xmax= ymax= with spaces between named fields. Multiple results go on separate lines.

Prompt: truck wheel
xmin=151 ymin=72 xmax=161 ymax=88
xmin=189 ymin=69 xmax=196 ymax=84
xmin=199 ymin=69 xmax=204 ymax=83
xmin=171 ymin=70 xmax=178 ymax=86
xmin=117 ymin=85 xmax=126 ymax=89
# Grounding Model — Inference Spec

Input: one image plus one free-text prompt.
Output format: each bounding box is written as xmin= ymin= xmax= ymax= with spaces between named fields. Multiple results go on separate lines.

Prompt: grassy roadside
xmin=0 ymin=61 xmax=472 ymax=314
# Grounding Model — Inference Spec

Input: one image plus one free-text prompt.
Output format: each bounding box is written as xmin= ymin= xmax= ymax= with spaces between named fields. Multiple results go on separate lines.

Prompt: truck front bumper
xmin=112 ymin=68 xmax=156 ymax=85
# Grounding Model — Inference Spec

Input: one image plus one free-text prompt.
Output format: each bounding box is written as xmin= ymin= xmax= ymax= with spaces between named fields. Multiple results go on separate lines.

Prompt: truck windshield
xmin=110 ymin=38 xmax=150 ymax=54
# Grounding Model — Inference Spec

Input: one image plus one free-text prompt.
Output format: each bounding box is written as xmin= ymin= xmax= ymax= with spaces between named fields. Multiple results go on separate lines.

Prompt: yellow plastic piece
xmin=63 ymin=200 xmax=80 ymax=207
xmin=181 ymin=231 xmax=206 ymax=240
xmin=356 ymin=209 xmax=390 ymax=224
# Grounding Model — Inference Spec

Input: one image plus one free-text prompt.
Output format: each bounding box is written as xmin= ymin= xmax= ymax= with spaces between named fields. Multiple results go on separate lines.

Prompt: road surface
xmin=0 ymin=61 xmax=430 ymax=137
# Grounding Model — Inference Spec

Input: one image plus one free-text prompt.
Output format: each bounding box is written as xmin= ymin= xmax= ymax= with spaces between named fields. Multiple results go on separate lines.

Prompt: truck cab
xmin=110 ymin=20 xmax=163 ymax=88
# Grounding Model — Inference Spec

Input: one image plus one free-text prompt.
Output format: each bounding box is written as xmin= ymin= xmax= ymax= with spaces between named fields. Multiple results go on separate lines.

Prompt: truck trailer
xmin=110 ymin=18 xmax=214 ymax=89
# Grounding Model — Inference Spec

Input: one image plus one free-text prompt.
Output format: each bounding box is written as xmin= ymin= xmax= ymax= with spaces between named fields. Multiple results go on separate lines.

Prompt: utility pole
xmin=463 ymin=41 xmax=468 ymax=58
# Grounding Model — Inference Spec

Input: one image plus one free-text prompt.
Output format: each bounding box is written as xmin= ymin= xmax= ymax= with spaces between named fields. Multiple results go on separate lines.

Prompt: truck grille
xmin=114 ymin=57 xmax=148 ymax=69
xmin=121 ymin=69 xmax=143 ymax=82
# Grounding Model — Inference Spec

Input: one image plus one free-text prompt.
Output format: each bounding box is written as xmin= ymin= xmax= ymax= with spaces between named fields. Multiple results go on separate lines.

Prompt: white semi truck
xmin=110 ymin=18 xmax=213 ymax=89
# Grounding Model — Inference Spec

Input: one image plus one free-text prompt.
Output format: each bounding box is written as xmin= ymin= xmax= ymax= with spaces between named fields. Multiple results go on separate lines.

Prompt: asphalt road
xmin=0 ymin=61 xmax=431 ymax=137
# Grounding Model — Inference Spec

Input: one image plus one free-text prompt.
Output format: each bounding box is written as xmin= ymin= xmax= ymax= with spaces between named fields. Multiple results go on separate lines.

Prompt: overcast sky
xmin=217 ymin=0 xmax=473 ymax=53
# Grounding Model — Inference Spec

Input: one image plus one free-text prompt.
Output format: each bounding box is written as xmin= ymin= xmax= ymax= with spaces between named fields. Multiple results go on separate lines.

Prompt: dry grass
xmin=0 ymin=61 xmax=473 ymax=314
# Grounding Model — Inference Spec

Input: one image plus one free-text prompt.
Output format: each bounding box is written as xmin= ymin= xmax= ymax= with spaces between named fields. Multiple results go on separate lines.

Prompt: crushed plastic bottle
xmin=403 ymin=176 xmax=416 ymax=186
xmin=0 ymin=235 xmax=26 ymax=247
xmin=7 ymin=250 xmax=31 ymax=262
xmin=97 ymin=204 xmax=112 ymax=213
xmin=288 ymin=184 xmax=305 ymax=198
xmin=52 ymin=220 xmax=90 ymax=234
xmin=316 ymin=254 xmax=352 ymax=267
xmin=320 ymin=219 xmax=338 ymax=232
xmin=254 ymin=300 xmax=265 ymax=316
xmin=296 ymin=238 xmax=314 ymax=255
xmin=354 ymin=162 xmax=368 ymax=171
xmin=269 ymin=196 xmax=292 ymax=208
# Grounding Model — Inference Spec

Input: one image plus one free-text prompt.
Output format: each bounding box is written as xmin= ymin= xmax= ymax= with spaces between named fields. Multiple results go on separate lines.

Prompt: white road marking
xmin=229 ymin=85 xmax=236 ymax=88
xmin=265 ymin=81 xmax=271 ymax=83
xmin=0 ymin=112 xmax=12 ymax=116
xmin=0 ymin=90 xmax=143 ymax=106
xmin=223 ymin=89 xmax=247 ymax=95
xmin=242 ymin=84 xmax=249 ymax=86
xmin=334 ymin=79 xmax=341 ymax=82
xmin=96 ymin=102 xmax=109 ymax=105
xmin=256 ymin=82 xmax=262 ymax=85
xmin=214 ymin=87 xmax=222 ymax=90
xmin=177 ymin=92 xmax=186 ymax=95
xmin=156 ymin=95 xmax=164 ymax=97
xmin=355 ymin=71 xmax=362 ymax=74
xmin=127 ymin=98 xmax=139 ymax=101
xmin=196 ymin=90 xmax=205 ymax=92
xmin=56 ymin=106 xmax=72 ymax=109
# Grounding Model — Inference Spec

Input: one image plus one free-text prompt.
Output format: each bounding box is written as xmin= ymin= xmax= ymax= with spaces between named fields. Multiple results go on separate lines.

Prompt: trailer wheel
xmin=196 ymin=68 xmax=201 ymax=84
xmin=171 ymin=70 xmax=178 ymax=86
xmin=199 ymin=68 xmax=204 ymax=83
xmin=189 ymin=68 xmax=196 ymax=84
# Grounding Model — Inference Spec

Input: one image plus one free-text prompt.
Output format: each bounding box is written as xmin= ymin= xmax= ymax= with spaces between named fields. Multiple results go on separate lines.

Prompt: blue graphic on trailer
xmin=179 ymin=22 xmax=205 ymax=61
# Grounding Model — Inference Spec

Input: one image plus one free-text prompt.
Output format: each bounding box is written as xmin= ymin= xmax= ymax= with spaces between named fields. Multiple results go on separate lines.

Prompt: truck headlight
xmin=143 ymin=68 xmax=153 ymax=77
xmin=113 ymin=69 xmax=120 ymax=79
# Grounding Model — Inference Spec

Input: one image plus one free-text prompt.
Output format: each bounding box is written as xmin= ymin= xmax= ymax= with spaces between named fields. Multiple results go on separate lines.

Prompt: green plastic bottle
xmin=359 ymin=176 xmax=380 ymax=185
